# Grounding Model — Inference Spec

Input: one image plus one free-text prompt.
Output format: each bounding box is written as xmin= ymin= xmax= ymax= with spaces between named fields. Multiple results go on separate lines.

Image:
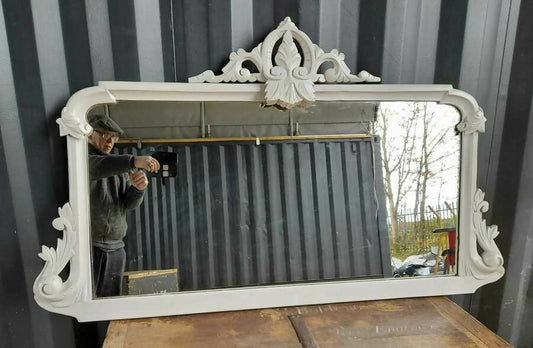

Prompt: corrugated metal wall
xmin=1 ymin=0 xmax=532 ymax=346
xmin=115 ymin=139 xmax=391 ymax=290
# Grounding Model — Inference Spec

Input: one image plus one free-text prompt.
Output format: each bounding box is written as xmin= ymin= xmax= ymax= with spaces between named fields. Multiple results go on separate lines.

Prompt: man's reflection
xmin=87 ymin=114 xmax=160 ymax=297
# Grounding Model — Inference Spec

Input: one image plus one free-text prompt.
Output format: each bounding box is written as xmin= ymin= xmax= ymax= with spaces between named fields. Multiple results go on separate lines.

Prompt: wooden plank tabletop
xmin=103 ymin=297 xmax=510 ymax=347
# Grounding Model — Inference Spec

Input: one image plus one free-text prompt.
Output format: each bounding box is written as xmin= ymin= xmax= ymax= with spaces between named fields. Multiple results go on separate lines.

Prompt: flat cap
xmin=87 ymin=114 xmax=124 ymax=135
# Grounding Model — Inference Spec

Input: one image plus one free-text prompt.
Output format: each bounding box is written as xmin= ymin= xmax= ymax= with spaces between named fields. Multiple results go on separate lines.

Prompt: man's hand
xmin=130 ymin=170 xmax=149 ymax=190
xmin=134 ymin=156 xmax=160 ymax=172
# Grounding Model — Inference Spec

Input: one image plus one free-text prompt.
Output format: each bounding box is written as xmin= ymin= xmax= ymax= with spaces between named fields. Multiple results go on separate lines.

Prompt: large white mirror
xmin=33 ymin=18 xmax=503 ymax=321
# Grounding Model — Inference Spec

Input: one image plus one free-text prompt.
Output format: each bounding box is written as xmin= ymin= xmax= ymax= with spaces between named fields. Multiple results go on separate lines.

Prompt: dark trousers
xmin=92 ymin=246 xmax=126 ymax=297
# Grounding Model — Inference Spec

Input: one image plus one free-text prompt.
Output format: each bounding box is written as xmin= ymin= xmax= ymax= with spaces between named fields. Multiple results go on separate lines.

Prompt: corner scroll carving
xmin=464 ymin=189 xmax=504 ymax=279
xmin=57 ymin=107 xmax=92 ymax=139
xmin=33 ymin=203 xmax=82 ymax=308
xmin=189 ymin=17 xmax=380 ymax=109
xmin=456 ymin=106 xmax=486 ymax=134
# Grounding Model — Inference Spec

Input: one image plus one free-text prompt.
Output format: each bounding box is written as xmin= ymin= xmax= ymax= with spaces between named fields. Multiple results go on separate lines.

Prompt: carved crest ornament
xmin=189 ymin=17 xmax=380 ymax=108
xmin=34 ymin=17 xmax=503 ymax=321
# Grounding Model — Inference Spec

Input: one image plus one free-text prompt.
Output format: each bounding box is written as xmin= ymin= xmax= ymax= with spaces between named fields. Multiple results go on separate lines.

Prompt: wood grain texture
xmin=104 ymin=308 xmax=301 ymax=347
xmin=103 ymin=297 xmax=510 ymax=347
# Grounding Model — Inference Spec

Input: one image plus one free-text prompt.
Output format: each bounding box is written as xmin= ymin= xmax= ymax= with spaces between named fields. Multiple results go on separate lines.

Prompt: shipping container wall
xmin=1 ymin=1 xmax=532 ymax=347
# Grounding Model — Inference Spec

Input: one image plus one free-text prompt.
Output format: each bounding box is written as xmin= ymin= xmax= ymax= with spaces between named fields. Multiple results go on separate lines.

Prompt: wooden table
xmin=104 ymin=297 xmax=510 ymax=347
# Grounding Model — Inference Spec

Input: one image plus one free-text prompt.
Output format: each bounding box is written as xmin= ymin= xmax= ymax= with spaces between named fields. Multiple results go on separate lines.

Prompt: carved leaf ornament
xmin=457 ymin=107 xmax=487 ymax=134
xmin=189 ymin=17 xmax=381 ymax=109
xmin=33 ymin=203 xmax=82 ymax=307
xmin=265 ymin=31 xmax=314 ymax=109
xmin=465 ymin=189 xmax=504 ymax=279
xmin=57 ymin=107 xmax=92 ymax=139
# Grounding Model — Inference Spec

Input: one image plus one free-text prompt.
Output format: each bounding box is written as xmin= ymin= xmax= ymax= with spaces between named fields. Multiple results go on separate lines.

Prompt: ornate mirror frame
xmin=33 ymin=18 xmax=504 ymax=322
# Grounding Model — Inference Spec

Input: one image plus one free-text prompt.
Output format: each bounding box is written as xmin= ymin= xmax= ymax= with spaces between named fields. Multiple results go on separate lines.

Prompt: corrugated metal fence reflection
xmin=116 ymin=138 xmax=391 ymax=290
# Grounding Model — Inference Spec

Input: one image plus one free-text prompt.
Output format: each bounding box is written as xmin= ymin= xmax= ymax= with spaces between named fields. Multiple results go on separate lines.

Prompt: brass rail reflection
xmin=117 ymin=134 xmax=372 ymax=144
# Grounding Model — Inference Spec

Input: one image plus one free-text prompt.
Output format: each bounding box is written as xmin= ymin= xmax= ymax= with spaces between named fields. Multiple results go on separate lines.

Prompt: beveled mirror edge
xmin=32 ymin=82 xmax=504 ymax=322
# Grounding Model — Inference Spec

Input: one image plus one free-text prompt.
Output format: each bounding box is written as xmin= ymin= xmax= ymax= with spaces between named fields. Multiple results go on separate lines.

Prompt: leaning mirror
xmin=34 ymin=18 xmax=503 ymax=321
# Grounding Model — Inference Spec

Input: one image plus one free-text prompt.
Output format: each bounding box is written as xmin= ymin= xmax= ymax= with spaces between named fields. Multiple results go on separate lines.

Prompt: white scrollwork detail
xmin=457 ymin=106 xmax=486 ymax=134
xmin=264 ymin=30 xmax=314 ymax=109
xmin=189 ymin=46 xmax=266 ymax=83
xmin=57 ymin=107 xmax=92 ymax=139
xmin=464 ymin=189 xmax=504 ymax=279
xmin=33 ymin=203 xmax=82 ymax=307
xmin=189 ymin=17 xmax=380 ymax=109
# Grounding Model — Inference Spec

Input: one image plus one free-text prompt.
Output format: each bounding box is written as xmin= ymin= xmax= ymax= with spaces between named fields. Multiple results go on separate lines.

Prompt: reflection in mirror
xmin=374 ymin=102 xmax=460 ymax=278
xmin=86 ymin=101 xmax=460 ymax=298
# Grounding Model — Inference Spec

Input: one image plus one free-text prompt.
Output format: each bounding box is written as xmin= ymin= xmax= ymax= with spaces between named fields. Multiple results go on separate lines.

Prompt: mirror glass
xmin=86 ymin=100 xmax=460 ymax=298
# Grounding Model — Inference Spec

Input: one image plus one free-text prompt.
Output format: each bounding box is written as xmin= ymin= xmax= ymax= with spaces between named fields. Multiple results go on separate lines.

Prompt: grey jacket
xmin=89 ymin=145 xmax=144 ymax=245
